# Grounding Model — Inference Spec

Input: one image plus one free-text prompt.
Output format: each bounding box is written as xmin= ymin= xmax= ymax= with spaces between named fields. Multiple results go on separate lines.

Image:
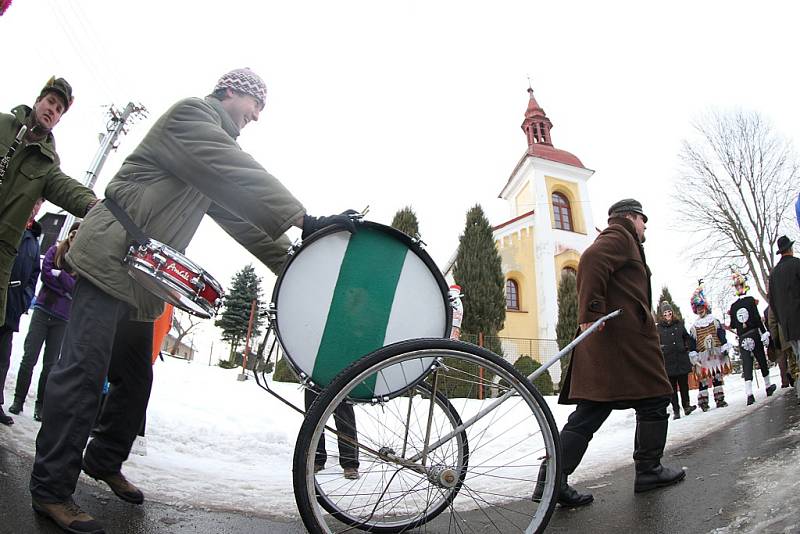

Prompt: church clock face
xmin=736 ymin=307 xmax=749 ymax=326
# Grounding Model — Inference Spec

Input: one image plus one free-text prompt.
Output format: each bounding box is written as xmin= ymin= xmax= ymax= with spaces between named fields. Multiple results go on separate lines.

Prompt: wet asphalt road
xmin=2 ymin=390 xmax=799 ymax=533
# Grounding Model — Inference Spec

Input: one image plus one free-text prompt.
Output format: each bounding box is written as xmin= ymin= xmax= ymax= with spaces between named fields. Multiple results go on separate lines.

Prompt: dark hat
xmin=608 ymin=198 xmax=647 ymax=223
xmin=777 ymin=235 xmax=795 ymax=255
xmin=68 ymin=221 xmax=81 ymax=234
xmin=659 ymin=301 xmax=674 ymax=314
xmin=39 ymin=76 xmax=74 ymax=111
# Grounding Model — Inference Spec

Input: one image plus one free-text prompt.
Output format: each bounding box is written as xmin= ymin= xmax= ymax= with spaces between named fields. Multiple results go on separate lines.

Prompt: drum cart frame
xmin=246 ymin=221 xmax=620 ymax=534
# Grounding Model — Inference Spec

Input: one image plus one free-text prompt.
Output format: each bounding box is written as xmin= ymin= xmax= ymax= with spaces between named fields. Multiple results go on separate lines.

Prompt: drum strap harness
xmin=103 ymin=196 xmax=150 ymax=252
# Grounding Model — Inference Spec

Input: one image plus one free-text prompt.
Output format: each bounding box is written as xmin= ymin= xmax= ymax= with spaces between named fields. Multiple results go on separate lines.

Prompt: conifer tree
xmin=556 ymin=271 xmax=578 ymax=390
xmin=453 ymin=204 xmax=506 ymax=337
xmin=390 ymin=206 xmax=420 ymax=237
xmin=215 ymin=264 xmax=264 ymax=360
xmin=440 ymin=205 xmax=505 ymax=398
xmin=657 ymin=285 xmax=684 ymax=322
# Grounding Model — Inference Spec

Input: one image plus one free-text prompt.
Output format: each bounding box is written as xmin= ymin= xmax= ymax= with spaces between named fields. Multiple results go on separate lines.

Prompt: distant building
xmin=160 ymin=333 xmax=195 ymax=361
xmin=494 ymin=88 xmax=597 ymax=341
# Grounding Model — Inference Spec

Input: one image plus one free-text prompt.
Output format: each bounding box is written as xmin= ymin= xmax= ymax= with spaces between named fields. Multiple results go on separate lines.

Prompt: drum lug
xmin=287 ymin=241 xmax=302 ymax=256
xmin=411 ymin=233 xmax=427 ymax=248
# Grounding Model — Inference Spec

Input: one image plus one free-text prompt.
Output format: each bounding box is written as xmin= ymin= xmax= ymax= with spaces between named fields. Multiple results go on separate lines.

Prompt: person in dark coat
xmin=768 ymin=235 xmax=800 ymax=403
xmin=656 ymin=302 xmax=696 ymax=419
xmin=0 ymin=208 xmax=43 ymax=425
xmin=539 ymin=199 xmax=684 ymax=507
xmin=9 ymin=222 xmax=80 ymax=422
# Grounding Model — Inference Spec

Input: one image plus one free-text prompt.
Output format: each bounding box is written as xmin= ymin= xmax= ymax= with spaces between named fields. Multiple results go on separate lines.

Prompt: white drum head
xmin=274 ymin=224 xmax=449 ymax=399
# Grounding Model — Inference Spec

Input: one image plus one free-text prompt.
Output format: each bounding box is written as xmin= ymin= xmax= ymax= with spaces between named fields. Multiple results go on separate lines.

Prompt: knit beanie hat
xmin=213 ymin=68 xmax=267 ymax=107
xmin=659 ymin=301 xmax=674 ymax=315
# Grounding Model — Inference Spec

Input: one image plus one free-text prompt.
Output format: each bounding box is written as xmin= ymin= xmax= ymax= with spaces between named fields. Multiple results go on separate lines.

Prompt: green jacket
xmin=67 ymin=96 xmax=306 ymax=321
xmin=0 ymin=105 xmax=97 ymax=325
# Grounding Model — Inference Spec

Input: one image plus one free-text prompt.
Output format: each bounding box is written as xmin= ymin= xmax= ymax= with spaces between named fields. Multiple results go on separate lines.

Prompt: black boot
xmin=633 ymin=419 xmax=686 ymax=493
xmin=557 ymin=430 xmax=594 ymax=506
xmin=684 ymin=405 xmax=697 ymax=416
xmin=33 ymin=404 xmax=43 ymax=422
xmin=747 ymin=395 xmax=755 ymax=406
xmin=8 ymin=399 xmax=23 ymax=415
xmin=766 ymin=384 xmax=776 ymax=397
xmin=532 ymin=461 xmax=593 ymax=507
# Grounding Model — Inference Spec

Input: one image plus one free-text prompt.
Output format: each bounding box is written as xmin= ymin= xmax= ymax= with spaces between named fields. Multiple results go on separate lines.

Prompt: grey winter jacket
xmin=67 ymin=96 xmax=305 ymax=321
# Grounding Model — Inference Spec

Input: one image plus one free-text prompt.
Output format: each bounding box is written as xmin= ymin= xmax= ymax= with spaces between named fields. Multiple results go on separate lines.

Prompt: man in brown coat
xmin=554 ymin=199 xmax=684 ymax=505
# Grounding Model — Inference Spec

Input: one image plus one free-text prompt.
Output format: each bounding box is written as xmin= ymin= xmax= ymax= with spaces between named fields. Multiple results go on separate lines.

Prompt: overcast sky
xmin=3 ymin=1 xmax=799 ymax=354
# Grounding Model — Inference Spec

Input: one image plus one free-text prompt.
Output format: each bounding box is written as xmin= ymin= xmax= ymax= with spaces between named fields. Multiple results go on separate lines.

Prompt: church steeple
xmin=521 ymin=87 xmax=554 ymax=149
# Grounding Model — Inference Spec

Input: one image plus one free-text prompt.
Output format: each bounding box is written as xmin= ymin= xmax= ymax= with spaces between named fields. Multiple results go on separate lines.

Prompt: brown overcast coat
xmin=559 ymin=217 xmax=673 ymax=404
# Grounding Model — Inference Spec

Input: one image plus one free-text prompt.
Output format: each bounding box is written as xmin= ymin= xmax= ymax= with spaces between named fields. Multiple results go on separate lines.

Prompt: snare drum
xmin=126 ymin=239 xmax=224 ymax=319
xmin=272 ymin=222 xmax=451 ymax=400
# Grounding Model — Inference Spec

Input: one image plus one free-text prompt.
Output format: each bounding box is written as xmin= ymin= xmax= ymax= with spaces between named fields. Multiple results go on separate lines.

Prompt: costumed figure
xmin=688 ymin=284 xmax=731 ymax=412
xmin=727 ymin=270 xmax=776 ymax=405
xmin=449 ymin=284 xmax=463 ymax=340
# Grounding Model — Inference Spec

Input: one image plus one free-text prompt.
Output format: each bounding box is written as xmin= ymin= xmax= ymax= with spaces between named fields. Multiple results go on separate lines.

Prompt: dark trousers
xmin=668 ymin=374 xmax=691 ymax=412
xmin=13 ymin=308 xmax=67 ymax=409
xmin=0 ymin=325 xmax=13 ymax=406
xmin=30 ymin=279 xmax=153 ymax=502
xmin=560 ymin=396 xmax=670 ymax=474
xmin=740 ymin=342 xmax=770 ymax=382
xmin=304 ymin=388 xmax=359 ymax=469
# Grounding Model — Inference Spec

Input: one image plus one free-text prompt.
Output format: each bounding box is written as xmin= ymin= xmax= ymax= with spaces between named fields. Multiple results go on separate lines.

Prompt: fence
xmin=460 ymin=334 xmax=563 ymax=390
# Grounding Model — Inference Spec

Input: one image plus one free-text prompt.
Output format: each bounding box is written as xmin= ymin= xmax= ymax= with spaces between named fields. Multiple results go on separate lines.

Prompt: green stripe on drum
xmin=313 ymin=228 xmax=408 ymax=398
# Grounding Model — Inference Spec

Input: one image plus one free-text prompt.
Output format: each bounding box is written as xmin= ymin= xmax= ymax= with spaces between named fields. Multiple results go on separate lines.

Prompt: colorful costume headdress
xmin=690 ymin=282 xmax=710 ymax=314
xmin=730 ymin=268 xmax=749 ymax=296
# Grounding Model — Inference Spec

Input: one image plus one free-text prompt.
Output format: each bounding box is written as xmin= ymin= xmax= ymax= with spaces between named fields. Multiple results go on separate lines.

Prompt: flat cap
xmin=608 ymin=198 xmax=647 ymax=223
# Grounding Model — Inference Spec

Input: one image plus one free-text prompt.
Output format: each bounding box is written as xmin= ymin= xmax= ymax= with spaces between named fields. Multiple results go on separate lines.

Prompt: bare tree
xmin=170 ymin=309 xmax=202 ymax=356
xmin=674 ymin=110 xmax=799 ymax=299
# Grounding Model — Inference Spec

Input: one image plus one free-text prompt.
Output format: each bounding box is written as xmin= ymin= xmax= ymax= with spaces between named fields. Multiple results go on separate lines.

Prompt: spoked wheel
xmin=293 ymin=338 xmax=561 ymax=533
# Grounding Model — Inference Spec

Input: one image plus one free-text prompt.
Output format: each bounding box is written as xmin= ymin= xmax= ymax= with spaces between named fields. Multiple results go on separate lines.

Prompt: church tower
xmin=494 ymin=87 xmax=596 ymax=342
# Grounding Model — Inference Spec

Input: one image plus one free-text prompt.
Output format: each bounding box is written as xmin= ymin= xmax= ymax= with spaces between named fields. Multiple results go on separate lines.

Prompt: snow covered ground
xmin=0 ymin=313 xmax=791 ymax=521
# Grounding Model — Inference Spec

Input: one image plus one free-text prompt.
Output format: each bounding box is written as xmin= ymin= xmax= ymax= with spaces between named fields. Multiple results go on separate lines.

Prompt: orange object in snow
xmin=152 ymin=304 xmax=174 ymax=364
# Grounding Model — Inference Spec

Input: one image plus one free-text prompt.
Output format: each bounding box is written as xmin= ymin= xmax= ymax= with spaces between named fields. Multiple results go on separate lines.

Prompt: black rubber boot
xmin=633 ymin=419 xmax=685 ymax=493
xmin=557 ymin=430 xmax=594 ymax=507
xmin=766 ymin=384 xmax=777 ymax=397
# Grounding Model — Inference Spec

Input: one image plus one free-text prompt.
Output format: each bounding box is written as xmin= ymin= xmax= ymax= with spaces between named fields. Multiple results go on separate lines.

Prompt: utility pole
xmin=58 ymin=102 xmax=147 ymax=242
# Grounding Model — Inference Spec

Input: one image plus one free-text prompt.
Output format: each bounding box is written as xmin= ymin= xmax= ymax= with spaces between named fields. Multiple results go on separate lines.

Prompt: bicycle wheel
xmin=293 ymin=338 xmax=561 ymax=533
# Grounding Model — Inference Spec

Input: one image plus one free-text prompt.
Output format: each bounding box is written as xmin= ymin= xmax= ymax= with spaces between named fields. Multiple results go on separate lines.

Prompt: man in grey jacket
xmin=30 ymin=68 xmax=355 ymax=534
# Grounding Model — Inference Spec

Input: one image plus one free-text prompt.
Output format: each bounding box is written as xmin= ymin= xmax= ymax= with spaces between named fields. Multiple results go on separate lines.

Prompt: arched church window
xmin=552 ymin=192 xmax=574 ymax=232
xmin=505 ymin=279 xmax=520 ymax=310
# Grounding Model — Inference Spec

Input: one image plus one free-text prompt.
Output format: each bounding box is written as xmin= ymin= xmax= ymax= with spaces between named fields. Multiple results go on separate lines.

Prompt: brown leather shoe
xmin=343 ymin=467 xmax=360 ymax=480
xmin=32 ymin=496 xmax=105 ymax=534
xmin=82 ymin=461 xmax=144 ymax=505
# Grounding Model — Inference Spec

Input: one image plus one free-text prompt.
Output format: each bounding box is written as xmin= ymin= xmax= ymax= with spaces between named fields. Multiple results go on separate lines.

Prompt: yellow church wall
xmin=545 ymin=176 xmax=586 ymax=234
xmin=554 ymin=249 xmax=581 ymax=286
xmin=514 ymin=181 xmax=533 ymax=217
xmin=496 ymin=227 xmax=538 ymax=340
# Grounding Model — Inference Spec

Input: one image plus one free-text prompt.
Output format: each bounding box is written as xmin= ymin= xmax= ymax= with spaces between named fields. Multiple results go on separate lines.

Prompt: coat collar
xmin=204 ymin=96 xmax=240 ymax=139
xmin=608 ymin=216 xmax=640 ymax=243
xmin=10 ymin=104 xmax=58 ymax=162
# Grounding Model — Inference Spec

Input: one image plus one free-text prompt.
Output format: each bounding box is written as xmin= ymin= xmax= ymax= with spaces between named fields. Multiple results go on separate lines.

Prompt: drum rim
xmin=128 ymin=266 xmax=214 ymax=319
xmin=270 ymin=221 xmax=453 ymax=393
xmin=133 ymin=238 xmax=224 ymax=296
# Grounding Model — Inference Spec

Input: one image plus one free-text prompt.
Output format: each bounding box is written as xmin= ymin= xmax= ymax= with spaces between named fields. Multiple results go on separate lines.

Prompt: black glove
xmin=302 ymin=210 xmax=359 ymax=239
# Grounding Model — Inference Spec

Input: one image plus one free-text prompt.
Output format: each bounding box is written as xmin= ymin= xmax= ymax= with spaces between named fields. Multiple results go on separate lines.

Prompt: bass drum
xmin=272 ymin=221 xmax=451 ymax=401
